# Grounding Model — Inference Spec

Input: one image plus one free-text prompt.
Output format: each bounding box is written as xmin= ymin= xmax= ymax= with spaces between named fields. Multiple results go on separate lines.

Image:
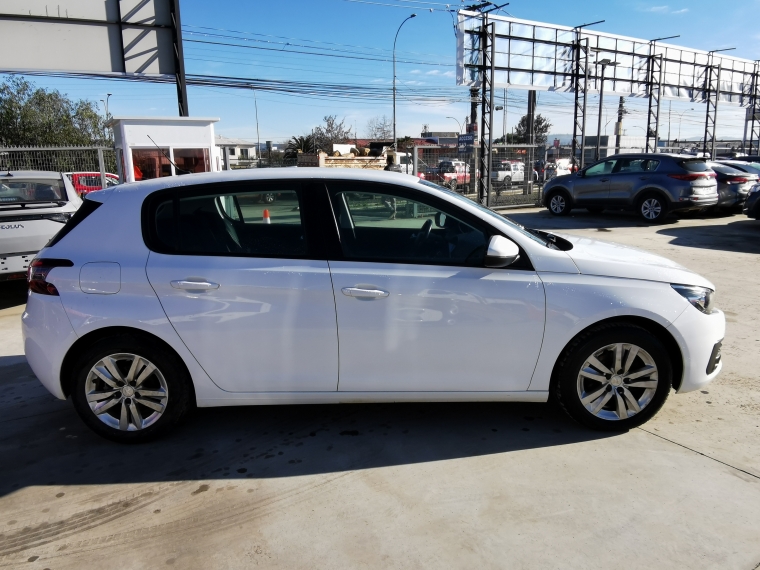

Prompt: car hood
xmin=556 ymin=233 xmax=715 ymax=289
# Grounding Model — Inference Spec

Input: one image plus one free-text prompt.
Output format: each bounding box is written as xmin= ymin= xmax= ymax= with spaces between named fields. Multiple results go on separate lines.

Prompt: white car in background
xmin=21 ymin=169 xmax=724 ymax=443
xmin=1 ymin=171 xmax=81 ymax=281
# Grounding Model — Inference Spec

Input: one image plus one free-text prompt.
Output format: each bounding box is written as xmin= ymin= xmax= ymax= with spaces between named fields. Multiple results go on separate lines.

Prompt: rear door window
xmin=0 ymin=178 xmax=66 ymax=204
xmin=147 ymin=183 xmax=307 ymax=257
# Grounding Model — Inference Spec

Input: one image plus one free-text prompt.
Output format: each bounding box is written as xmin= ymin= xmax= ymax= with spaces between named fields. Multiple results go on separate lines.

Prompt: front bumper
xmin=667 ymin=306 xmax=725 ymax=393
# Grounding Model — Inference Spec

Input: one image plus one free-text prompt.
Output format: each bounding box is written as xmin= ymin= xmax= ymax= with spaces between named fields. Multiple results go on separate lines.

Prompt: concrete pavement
xmin=0 ymin=209 xmax=758 ymax=569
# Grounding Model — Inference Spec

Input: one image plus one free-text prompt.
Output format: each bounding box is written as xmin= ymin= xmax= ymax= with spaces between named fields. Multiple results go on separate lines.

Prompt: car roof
xmin=0 ymin=170 xmax=62 ymax=180
xmin=112 ymin=168 xmax=429 ymax=199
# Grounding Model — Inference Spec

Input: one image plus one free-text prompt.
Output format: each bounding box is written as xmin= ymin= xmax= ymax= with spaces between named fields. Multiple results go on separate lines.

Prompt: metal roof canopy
xmin=456 ymin=11 xmax=755 ymax=107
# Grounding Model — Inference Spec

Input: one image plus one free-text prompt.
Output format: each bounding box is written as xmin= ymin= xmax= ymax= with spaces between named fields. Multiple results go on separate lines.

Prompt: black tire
xmin=553 ymin=323 xmax=672 ymax=431
xmin=70 ymin=334 xmax=193 ymax=443
xmin=546 ymin=190 xmax=572 ymax=216
xmin=637 ymin=193 xmax=669 ymax=223
xmin=504 ymin=175 xmax=512 ymax=187
xmin=587 ymin=207 xmax=605 ymax=214
xmin=262 ymin=192 xmax=276 ymax=204
xmin=448 ymin=180 xmax=458 ymax=192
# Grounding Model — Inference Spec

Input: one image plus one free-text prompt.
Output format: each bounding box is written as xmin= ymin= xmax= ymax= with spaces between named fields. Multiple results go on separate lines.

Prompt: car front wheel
xmin=70 ymin=336 xmax=193 ymax=443
xmin=554 ymin=324 xmax=672 ymax=431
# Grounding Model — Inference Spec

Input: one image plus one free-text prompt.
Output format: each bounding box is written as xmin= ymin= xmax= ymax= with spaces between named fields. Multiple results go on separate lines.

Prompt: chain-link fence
xmin=412 ymin=144 xmax=546 ymax=209
xmin=0 ymin=147 xmax=117 ymax=177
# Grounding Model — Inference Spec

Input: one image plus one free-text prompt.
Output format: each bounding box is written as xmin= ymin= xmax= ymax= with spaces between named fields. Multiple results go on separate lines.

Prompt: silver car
xmin=542 ymin=154 xmax=719 ymax=222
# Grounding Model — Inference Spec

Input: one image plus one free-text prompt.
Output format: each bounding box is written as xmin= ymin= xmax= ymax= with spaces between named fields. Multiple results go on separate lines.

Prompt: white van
xmin=0 ymin=171 xmax=81 ymax=281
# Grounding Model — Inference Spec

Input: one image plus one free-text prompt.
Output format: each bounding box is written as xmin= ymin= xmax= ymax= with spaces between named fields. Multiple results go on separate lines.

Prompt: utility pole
xmin=470 ymin=86 xmax=479 ymax=195
xmin=503 ymin=88 xmax=507 ymax=142
xmin=614 ymin=96 xmax=624 ymax=154
xmin=667 ymin=101 xmax=671 ymax=149
xmin=525 ymin=90 xmax=536 ymax=194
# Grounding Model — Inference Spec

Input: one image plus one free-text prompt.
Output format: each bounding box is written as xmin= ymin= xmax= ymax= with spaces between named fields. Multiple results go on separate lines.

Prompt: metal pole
xmin=393 ymin=14 xmax=417 ymax=153
xmin=169 ymin=0 xmax=189 ymax=116
xmin=503 ymin=88 xmax=507 ymax=142
xmin=97 ymin=148 xmax=106 ymax=190
xmin=253 ymin=89 xmax=261 ymax=167
xmin=615 ymin=96 xmax=624 ymax=154
xmin=413 ymin=145 xmax=418 ymax=176
xmin=595 ymin=63 xmax=607 ymax=162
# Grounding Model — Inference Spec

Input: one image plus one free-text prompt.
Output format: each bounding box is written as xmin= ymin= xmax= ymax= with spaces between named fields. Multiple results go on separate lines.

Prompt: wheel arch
xmin=543 ymin=185 xmax=572 ymax=206
xmin=636 ymin=187 xmax=673 ymax=206
xmin=549 ymin=315 xmax=684 ymax=393
xmin=60 ymin=326 xmax=197 ymax=400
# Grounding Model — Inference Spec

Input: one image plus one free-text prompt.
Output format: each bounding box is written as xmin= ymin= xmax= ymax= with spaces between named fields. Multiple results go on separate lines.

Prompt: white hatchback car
xmin=22 ymin=169 xmax=724 ymax=442
xmin=1 ymin=171 xmax=81 ymax=281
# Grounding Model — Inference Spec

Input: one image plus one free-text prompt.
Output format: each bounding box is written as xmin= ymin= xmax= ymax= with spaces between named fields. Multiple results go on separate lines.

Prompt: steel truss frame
xmin=748 ymin=62 xmax=760 ymax=155
xmin=702 ymin=59 xmax=722 ymax=159
xmin=478 ymin=20 xmax=496 ymax=206
xmin=572 ymin=37 xmax=589 ymax=169
xmin=645 ymin=49 xmax=664 ymax=153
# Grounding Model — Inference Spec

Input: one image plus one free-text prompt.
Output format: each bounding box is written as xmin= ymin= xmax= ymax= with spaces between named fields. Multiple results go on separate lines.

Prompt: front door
xmin=574 ymin=159 xmax=617 ymax=205
xmin=608 ymin=157 xmax=661 ymax=205
xmin=145 ymin=181 xmax=339 ymax=392
xmin=324 ymin=181 xmax=545 ymax=393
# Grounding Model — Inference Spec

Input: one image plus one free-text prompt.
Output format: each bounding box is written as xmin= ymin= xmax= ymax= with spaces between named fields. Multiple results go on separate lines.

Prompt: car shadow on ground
xmin=0 ymin=281 xmax=27 ymax=311
xmin=656 ymin=219 xmax=760 ymax=254
xmin=0 ymin=359 xmax=617 ymax=496
xmin=504 ymin=208 xmax=680 ymax=231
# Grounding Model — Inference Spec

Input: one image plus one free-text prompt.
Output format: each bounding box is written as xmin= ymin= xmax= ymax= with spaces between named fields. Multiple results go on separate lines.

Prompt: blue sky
xmin=5 ymin=0 xmax=756 ymax=143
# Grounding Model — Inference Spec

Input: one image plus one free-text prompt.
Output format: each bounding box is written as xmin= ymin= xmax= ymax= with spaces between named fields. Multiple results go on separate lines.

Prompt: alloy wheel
xmin=641 ymin=198 xmax=662 ymax=220
xmin=85 ymin=353 xmax=169 ymax=431
xmin=576 ymin=343 xmax=658 ymax=421
xmin=550 ymin=194 xmax=566 ymax=214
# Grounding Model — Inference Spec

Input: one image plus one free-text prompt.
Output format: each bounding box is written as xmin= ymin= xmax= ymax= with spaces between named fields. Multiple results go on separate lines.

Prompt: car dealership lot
xmin=0 ymin=209 xmax=758 ymax=569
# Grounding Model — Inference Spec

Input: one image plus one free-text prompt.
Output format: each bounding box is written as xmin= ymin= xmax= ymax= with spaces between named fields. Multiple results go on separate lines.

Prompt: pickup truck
xmin=423 ymin=160 xmax=471 ymax=192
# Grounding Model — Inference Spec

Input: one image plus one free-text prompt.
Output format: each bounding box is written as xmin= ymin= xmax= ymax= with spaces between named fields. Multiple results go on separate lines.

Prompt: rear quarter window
xmin=677 ymin=159 xmax=710 ymax=172
xmin=47 ymin=198 xmax=102 ymax=247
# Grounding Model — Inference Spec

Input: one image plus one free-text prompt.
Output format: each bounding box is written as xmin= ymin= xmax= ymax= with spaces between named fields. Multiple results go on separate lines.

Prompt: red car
xmin=66 ymin=172 xmax=119 ymax=195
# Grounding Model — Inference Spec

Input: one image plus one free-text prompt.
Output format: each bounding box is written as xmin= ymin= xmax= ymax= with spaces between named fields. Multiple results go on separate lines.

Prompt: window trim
xmin=322 ymin=180 xmax=533 ymax=270
xmin=141 ymin=180 xmax=313 ymax=260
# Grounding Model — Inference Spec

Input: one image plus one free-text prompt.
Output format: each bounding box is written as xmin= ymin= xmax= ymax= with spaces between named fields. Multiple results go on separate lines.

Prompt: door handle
xmin=341 ymin=287 xmax=389 ymax=299
xmin=639 ymin=176 xmax=650 ymax=180
xmin=171 ymin=280 xmax=220 ymax=291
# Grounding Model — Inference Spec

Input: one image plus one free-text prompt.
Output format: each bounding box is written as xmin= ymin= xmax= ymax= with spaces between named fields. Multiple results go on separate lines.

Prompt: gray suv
xmin=542 ymin=154 xmax=719 ymax=222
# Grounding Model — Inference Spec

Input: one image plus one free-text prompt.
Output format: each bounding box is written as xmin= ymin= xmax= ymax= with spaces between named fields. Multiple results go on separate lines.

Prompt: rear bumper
xmin=0 ymin=252 xmax=37 ymax=281
xmin=671 ymin=194 xmax=719 ymax=210
xmin=22 ymin=292 xmax=78 ymax=400
xmin=667 ymin=307 xmax=725 ymax=393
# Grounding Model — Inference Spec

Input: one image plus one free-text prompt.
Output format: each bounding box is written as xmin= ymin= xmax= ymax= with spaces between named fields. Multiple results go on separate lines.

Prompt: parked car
xmin=705 ymin=162 xmax=757 ymax=210
xmin=491 ymin=160 xmax=526 ymax=188
xmin=23 ymin=169 xmax=724 ymax=442
xmin=542 ymin=153 xmax=718 ymax=222
xmin=743 ymin=184 xmax=760 ymax=219
xmin=1 ymin=171 xmax=81 ymax=281
xmin=425 ymin=160 xmax=470 ymax=192
xmin=545 ymin=159 xmax=572 ymax=181
xmin=66 ymin=172 xmax=119 ymax=196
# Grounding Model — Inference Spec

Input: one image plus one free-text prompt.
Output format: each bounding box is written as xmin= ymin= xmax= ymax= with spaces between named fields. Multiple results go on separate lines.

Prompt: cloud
xmin=426 ymin=70 xmax=441 ymax=76
xmin=638 ymin=5 xmax=688 ymax=13
xmin=442 ymin=70 xmax=455 ymax=78
xmin=409 ymin=69 xmax=421 ymax=75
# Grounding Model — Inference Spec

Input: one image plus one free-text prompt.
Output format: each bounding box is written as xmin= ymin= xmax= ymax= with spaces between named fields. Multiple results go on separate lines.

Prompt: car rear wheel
xmin=546 ymin=190 xmax=572 ymax=216
xmin=448 ymin=180 xmax=458 ymax=192
xmin=70 ymin=336 xmax=193 ymax=443
xmin=638 ymin=193 xmax=668 ymax=223
xmin=553 ymin=324 xmax=672 ymax=431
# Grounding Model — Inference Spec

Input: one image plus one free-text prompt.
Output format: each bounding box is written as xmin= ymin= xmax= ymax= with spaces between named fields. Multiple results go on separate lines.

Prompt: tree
xmin=0 ymin=76 xmax=111 ymax=147
xmin=513 ymin=113 xmax=553 ymax=145
xmin=493 ymin=133 xmax=520 ymax=145
xmin=312 ymin=115 xmax=353 ymax=152
xmin=366 ymin=115 xmax=392 ymax=140
xmin=285 ymin=134 xmax=316 ymax=157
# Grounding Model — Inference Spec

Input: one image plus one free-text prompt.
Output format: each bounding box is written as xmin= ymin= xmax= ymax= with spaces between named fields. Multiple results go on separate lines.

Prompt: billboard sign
xmin=458 ymin=133 xmax=475 ymax=154
xmin=0 ymin=0 xmax=178 ymax=76
xmin=456 ymin=11 xmax=756 ymax=107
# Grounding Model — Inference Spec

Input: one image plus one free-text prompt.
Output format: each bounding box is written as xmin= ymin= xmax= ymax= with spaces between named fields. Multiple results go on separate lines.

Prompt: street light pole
xmin=393 ymin=13 xmax=417 ymax=153
xmin=446 ymin=116 xmax=463 ymax=133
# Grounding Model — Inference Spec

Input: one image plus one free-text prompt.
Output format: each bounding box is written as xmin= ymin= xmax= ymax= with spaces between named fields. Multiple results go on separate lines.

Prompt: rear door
xmin=573 ymin=159 xmax=616 ymax=205
xmin=608 ymin=157 xmax=660 ymax=205
xmin=145 ymin=180 xmax=339 ymax=393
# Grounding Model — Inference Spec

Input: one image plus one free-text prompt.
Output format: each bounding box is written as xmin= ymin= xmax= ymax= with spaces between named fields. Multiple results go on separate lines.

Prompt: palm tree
xmin=285 ymin=135 xmax=315 ymax=157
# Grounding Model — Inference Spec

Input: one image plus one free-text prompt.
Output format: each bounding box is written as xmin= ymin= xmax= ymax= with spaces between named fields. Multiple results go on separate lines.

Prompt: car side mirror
xmin=485 ymin=235 xmax=520 ymax=268
xmin=435 ymin=212 xmax=447 ymax=228
xmin=577 ymin=170 xmax=584 ymax=177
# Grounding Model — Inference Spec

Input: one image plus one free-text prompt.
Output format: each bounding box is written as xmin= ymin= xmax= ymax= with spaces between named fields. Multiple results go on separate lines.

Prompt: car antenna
xmin=146 ymin=136 xmax=191 ymax=175
xmin=0 ymin=152 xmax=11 ymax=176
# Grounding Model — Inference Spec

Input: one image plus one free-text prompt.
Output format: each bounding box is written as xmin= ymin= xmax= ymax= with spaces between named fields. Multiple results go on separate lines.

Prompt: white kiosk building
xmin=108 ymin=117 xmax=221 ymax=183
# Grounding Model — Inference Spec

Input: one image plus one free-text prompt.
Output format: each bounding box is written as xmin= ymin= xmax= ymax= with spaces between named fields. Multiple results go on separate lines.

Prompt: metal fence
xmin=412 ymin=144 xmax=546 ymax=208
xmin=0 ymin=147 xmax=117 ymax=179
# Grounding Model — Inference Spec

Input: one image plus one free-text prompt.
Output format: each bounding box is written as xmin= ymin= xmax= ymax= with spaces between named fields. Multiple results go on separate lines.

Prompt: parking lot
xmin=0 ymin=208 xmax=758 ymax=569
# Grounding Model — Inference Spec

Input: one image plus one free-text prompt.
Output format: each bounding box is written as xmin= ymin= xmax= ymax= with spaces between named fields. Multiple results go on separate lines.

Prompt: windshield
xmin=678 ymin=159 xmax=710 ymax=172
xmin=0 ymin=178 xmax=66 ymax=204
xmin=417 ymin=179 xmax=551 ymax=246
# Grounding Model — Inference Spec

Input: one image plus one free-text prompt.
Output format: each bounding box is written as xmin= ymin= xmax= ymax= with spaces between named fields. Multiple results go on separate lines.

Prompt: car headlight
xmin=671 ymin=284 xmax=715 ymax=314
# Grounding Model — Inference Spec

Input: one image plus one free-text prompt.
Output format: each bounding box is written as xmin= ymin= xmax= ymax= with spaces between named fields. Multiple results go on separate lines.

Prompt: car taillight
xmin=728 ymin=177 xmax=749 ymax=183
xmin=668 ymin=173 xmax=715 ymax=181
xmin=27 ymin=258 xmax=73 ymax=296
